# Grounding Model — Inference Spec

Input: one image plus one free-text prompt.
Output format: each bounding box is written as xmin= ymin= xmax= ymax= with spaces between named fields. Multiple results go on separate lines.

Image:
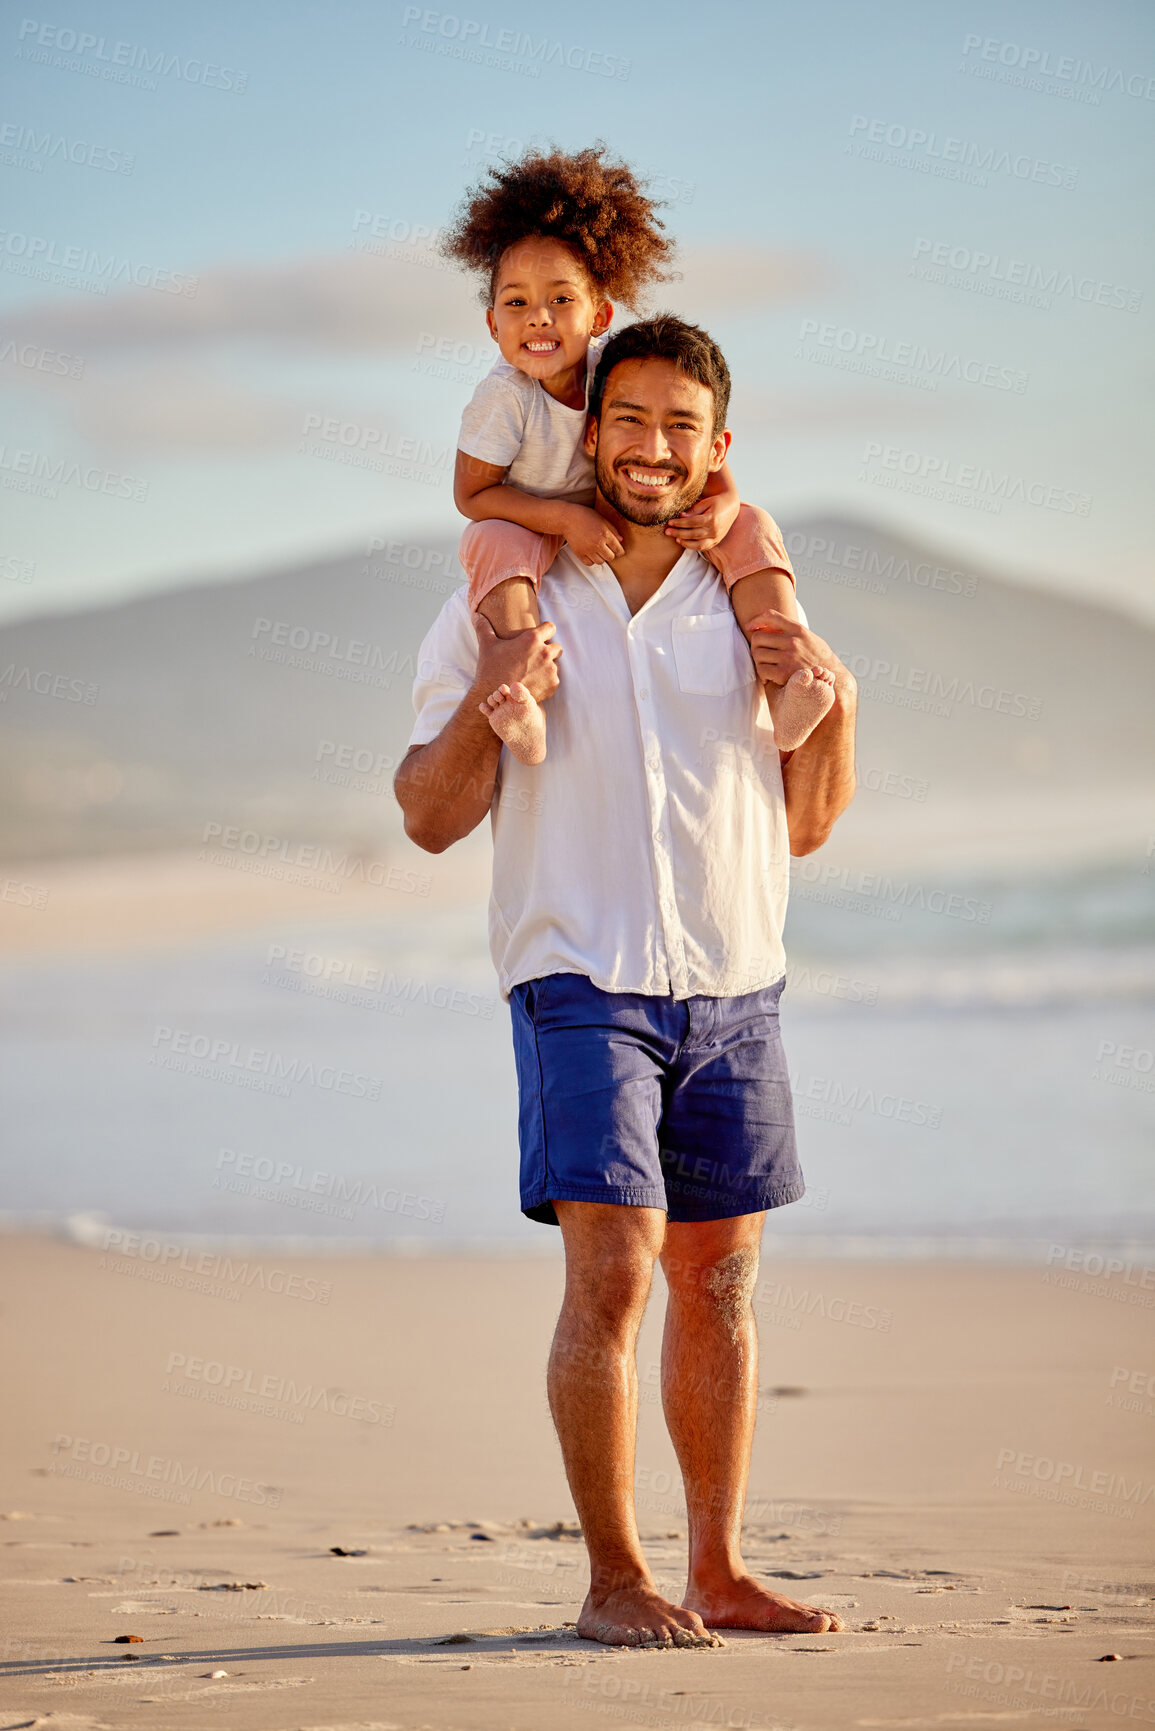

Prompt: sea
xmin=1 ymin=858 xmax=1152 ymax=1263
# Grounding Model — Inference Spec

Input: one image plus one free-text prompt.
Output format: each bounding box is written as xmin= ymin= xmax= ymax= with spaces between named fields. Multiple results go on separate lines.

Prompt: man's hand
xmin=664 ymin=492 xmax=741 ymax=552
xmin=562 ymin=503 xmax=625 ymax=566
xmin=472 ymin=612 xmax=563 ymax=706
xmin=746 ymin=609 xmax=855 ymax=693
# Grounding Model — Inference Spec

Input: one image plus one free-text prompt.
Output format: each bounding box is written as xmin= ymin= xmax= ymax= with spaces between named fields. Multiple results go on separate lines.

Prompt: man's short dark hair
xmin=588 ymin=313 xmax=732 ymax=437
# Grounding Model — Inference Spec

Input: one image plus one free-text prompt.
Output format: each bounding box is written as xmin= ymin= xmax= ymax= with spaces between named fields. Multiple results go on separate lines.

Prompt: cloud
xmin=0 ymin=241 xmax=832 ymax=453
xmin=657 ymin=245 xmax=831 ymax=316
xmin=69 ymin=366 xmax=307 ymax=452
xmin=3 ymin=244 xmax=479 ymax=355
xmin=2 ymin=241 xmax=827 ymax=355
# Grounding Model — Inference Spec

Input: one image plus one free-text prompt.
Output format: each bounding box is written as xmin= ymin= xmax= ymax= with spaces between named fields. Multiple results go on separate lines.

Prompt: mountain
xmin=1 ymin=515 xmax=1152 ymax=865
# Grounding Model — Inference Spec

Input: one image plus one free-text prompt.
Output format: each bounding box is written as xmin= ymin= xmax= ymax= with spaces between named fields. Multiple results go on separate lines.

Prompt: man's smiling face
xmin=583 ymin=357 xmax=730 ymax=526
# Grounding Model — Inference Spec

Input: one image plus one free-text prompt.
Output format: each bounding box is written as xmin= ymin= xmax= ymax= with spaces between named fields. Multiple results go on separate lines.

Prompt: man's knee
xmin=574 ymin=1248 xmax=655 ymax=1329
xmin=702 ymin=1247 xmax=760 ymax=1322
xmin=665 ymin=1245 xmax=760 ymax=1320
xmin=558 ymin=1206 xmax=661 ymax=1330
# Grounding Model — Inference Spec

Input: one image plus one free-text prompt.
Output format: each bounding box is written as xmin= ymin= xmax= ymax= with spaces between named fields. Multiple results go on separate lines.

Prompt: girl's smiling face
xmin=486 ymin=236 xmax=612 ymax=398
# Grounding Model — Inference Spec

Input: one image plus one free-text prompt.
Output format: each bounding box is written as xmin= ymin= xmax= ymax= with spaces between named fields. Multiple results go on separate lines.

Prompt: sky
xmin=1 ymin=0 xmax=1152 ymax=623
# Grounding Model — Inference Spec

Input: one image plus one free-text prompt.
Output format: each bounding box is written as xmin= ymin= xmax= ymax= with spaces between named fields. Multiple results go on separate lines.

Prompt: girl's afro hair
xmin=442 ymin=142 xmax=676 ymax=308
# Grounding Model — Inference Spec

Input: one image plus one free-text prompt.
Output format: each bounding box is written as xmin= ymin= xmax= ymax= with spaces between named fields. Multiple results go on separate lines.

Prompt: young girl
xmin=443 ymin=144 xmax=834 ymax=764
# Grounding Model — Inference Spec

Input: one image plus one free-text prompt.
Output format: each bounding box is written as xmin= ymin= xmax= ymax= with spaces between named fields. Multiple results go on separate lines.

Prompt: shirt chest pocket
xmin=671 ymin=613 xmax=757 ymax=697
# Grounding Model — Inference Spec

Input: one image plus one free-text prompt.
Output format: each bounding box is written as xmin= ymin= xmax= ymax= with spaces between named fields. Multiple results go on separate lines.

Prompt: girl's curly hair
xmin=442 ymin=143 xmax=676 ymax=308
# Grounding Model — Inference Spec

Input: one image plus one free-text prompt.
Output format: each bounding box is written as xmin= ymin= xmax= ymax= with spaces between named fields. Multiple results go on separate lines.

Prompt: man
xmin=394 ymin=315 xmax=857 ymax=1648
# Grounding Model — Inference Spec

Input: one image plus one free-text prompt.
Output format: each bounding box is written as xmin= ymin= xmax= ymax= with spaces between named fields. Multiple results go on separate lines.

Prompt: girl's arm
xmin=454 ymin=452 xmax=623 ymax=565
xmin=455 ymin=450 xmax=577 ymax=534
xmin=701 ymin=459 xmax=741 ymax=508
xmin=666 ymin=459 xmax=741 ymax=551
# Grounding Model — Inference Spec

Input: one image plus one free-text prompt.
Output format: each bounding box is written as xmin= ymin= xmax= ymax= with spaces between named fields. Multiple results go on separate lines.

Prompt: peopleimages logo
xmin=0 ymin=662 xmax=98 ymax=704
xmin=214 ymin=1146 xmax=447 ymax=1224
xmin=755 ymin=1278 xmax=893 ymax=1331
xmin=960 ymin=34 xmax=1155 ymax=101
xmin=911 ymin=238 xmax=1142 ymax=313
xmin=15 ymin=18 xmax=249 ymax=91
xmin=847 ymin=114 xmax=1078 ymax=189
xmin=786 ymin=531 xmax=978 ymax=598
xmin=265 ymin=944 xmax=496 ymax=1021
xmin=0 ymin=444 xmax=148 ymax=500
xmin=860 ymin=440 xmax=1092 ymax=517
xmin=200 ymin=822 xmax=428 ymax=895
xmin=150 ymin=1024 xmax=384 ymax=1100
xmin=49 ymin=1433 xmax=279 ymax=1505
xmin=0 ymin=229 xmax=197 ymax=295
xmin=398 ymin=7 xmax=631 ymax=79
xmin=0 ymin=337 xmax=85 ymax=377
xmin=0 ymin=119 xmax=135 ymax=173
xmin=791 ymin=1068 xmax=943 ymax=1127
xmin=163 ymin=1352 xmax=395 ymax=1426
xmin=994 ymin=1446 xmax=1153 ymax=1508
xmin=845 ymin=656 xmax=1043 ymax=721
xmin=792 ymin=858 xmax=991 ymax=925
xmin=945 ymin=1653 xmax=1155 ymax=1723
xmin=797 ymin=318 xmax=1028 ymax=393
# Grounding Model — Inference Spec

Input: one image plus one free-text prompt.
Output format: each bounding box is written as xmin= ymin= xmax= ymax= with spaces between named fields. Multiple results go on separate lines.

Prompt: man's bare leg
xmin=729 ymin=570 xmax=835 ymax=751
xmin=550 ymin=1201 xmax=722 ymax=1649
xmin=660 ymin=1215 xmax=844 ymax=1634
xmin=476 ymin=576 xmax=548 ymax=764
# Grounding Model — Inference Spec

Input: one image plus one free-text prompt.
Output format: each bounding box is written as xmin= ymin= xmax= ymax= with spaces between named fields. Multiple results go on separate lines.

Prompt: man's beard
xmin=594 ymin=448 xmax=707 ymax=526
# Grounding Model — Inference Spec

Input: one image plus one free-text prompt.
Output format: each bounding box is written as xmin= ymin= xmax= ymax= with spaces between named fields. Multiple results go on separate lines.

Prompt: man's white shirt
xmin=408 ymin=546 xmax=798 ymax=1002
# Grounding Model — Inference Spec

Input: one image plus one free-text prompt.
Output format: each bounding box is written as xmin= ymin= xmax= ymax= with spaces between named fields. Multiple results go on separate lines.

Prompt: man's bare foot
xmin=577 ymin=1582 xmax=724 ymax=1648
xmin=685 ymin=1572 xmax=844 ymax=1634
xmin=479 ymin=681 xmax=546 ymax=766
xmin=766 ymin=666 xmax=836 ymax=752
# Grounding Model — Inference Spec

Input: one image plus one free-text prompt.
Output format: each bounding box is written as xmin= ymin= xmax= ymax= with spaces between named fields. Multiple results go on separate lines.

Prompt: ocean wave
xmin=785 ymin=944 xmax=1155 ymax=1011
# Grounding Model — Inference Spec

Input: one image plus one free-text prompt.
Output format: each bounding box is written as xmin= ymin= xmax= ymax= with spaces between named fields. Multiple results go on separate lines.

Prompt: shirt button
xmin=638 ymin=688 xmax=650 ymax=700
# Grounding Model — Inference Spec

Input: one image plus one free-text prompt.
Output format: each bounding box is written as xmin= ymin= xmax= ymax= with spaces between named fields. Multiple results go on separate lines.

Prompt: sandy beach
xmin=2 ymin=1237 xmax=1152 ymax=1729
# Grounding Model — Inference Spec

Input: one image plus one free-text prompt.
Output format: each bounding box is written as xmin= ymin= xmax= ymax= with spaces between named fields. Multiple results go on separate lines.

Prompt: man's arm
xmin=747 ymin=610 xmax=858 ymax=856
xmin=394 ymin=614 xmax=561 ymax=854
xmin=780 ymin=679 xmax=857 ymax=856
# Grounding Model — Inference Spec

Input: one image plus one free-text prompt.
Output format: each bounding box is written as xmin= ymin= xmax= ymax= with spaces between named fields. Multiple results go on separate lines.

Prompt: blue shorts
xmin=510 ymin=973 xmax=804 ymax=1226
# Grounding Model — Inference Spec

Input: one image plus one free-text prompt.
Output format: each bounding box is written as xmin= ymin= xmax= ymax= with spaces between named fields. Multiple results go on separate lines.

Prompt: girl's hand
xmin=563 ymin=504 xmax=625 ymax=565
xmin=664 ymin=493 xmax=741 ymax=552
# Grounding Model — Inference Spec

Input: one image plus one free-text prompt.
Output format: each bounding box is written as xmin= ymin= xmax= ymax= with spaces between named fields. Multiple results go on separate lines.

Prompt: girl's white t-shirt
xmin=457 ymin=331 xmax=610 ymax=505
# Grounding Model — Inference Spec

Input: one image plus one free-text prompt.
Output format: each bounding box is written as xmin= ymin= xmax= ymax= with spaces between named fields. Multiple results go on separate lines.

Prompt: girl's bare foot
xmin=479 ymin=680 xmax=546 ymax=765
xmin=684 ymin=1571 xmax=844 ymax=1634
xmin=576 ymin=1582 xmax=724 ymax=1648
xmin=766 ymin=665 xmax=836 ymax=751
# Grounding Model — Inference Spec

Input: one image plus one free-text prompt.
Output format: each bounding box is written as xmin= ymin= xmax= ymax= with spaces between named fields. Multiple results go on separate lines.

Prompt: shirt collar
xmin=557 ymin=544 xmax=706 ymax=620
